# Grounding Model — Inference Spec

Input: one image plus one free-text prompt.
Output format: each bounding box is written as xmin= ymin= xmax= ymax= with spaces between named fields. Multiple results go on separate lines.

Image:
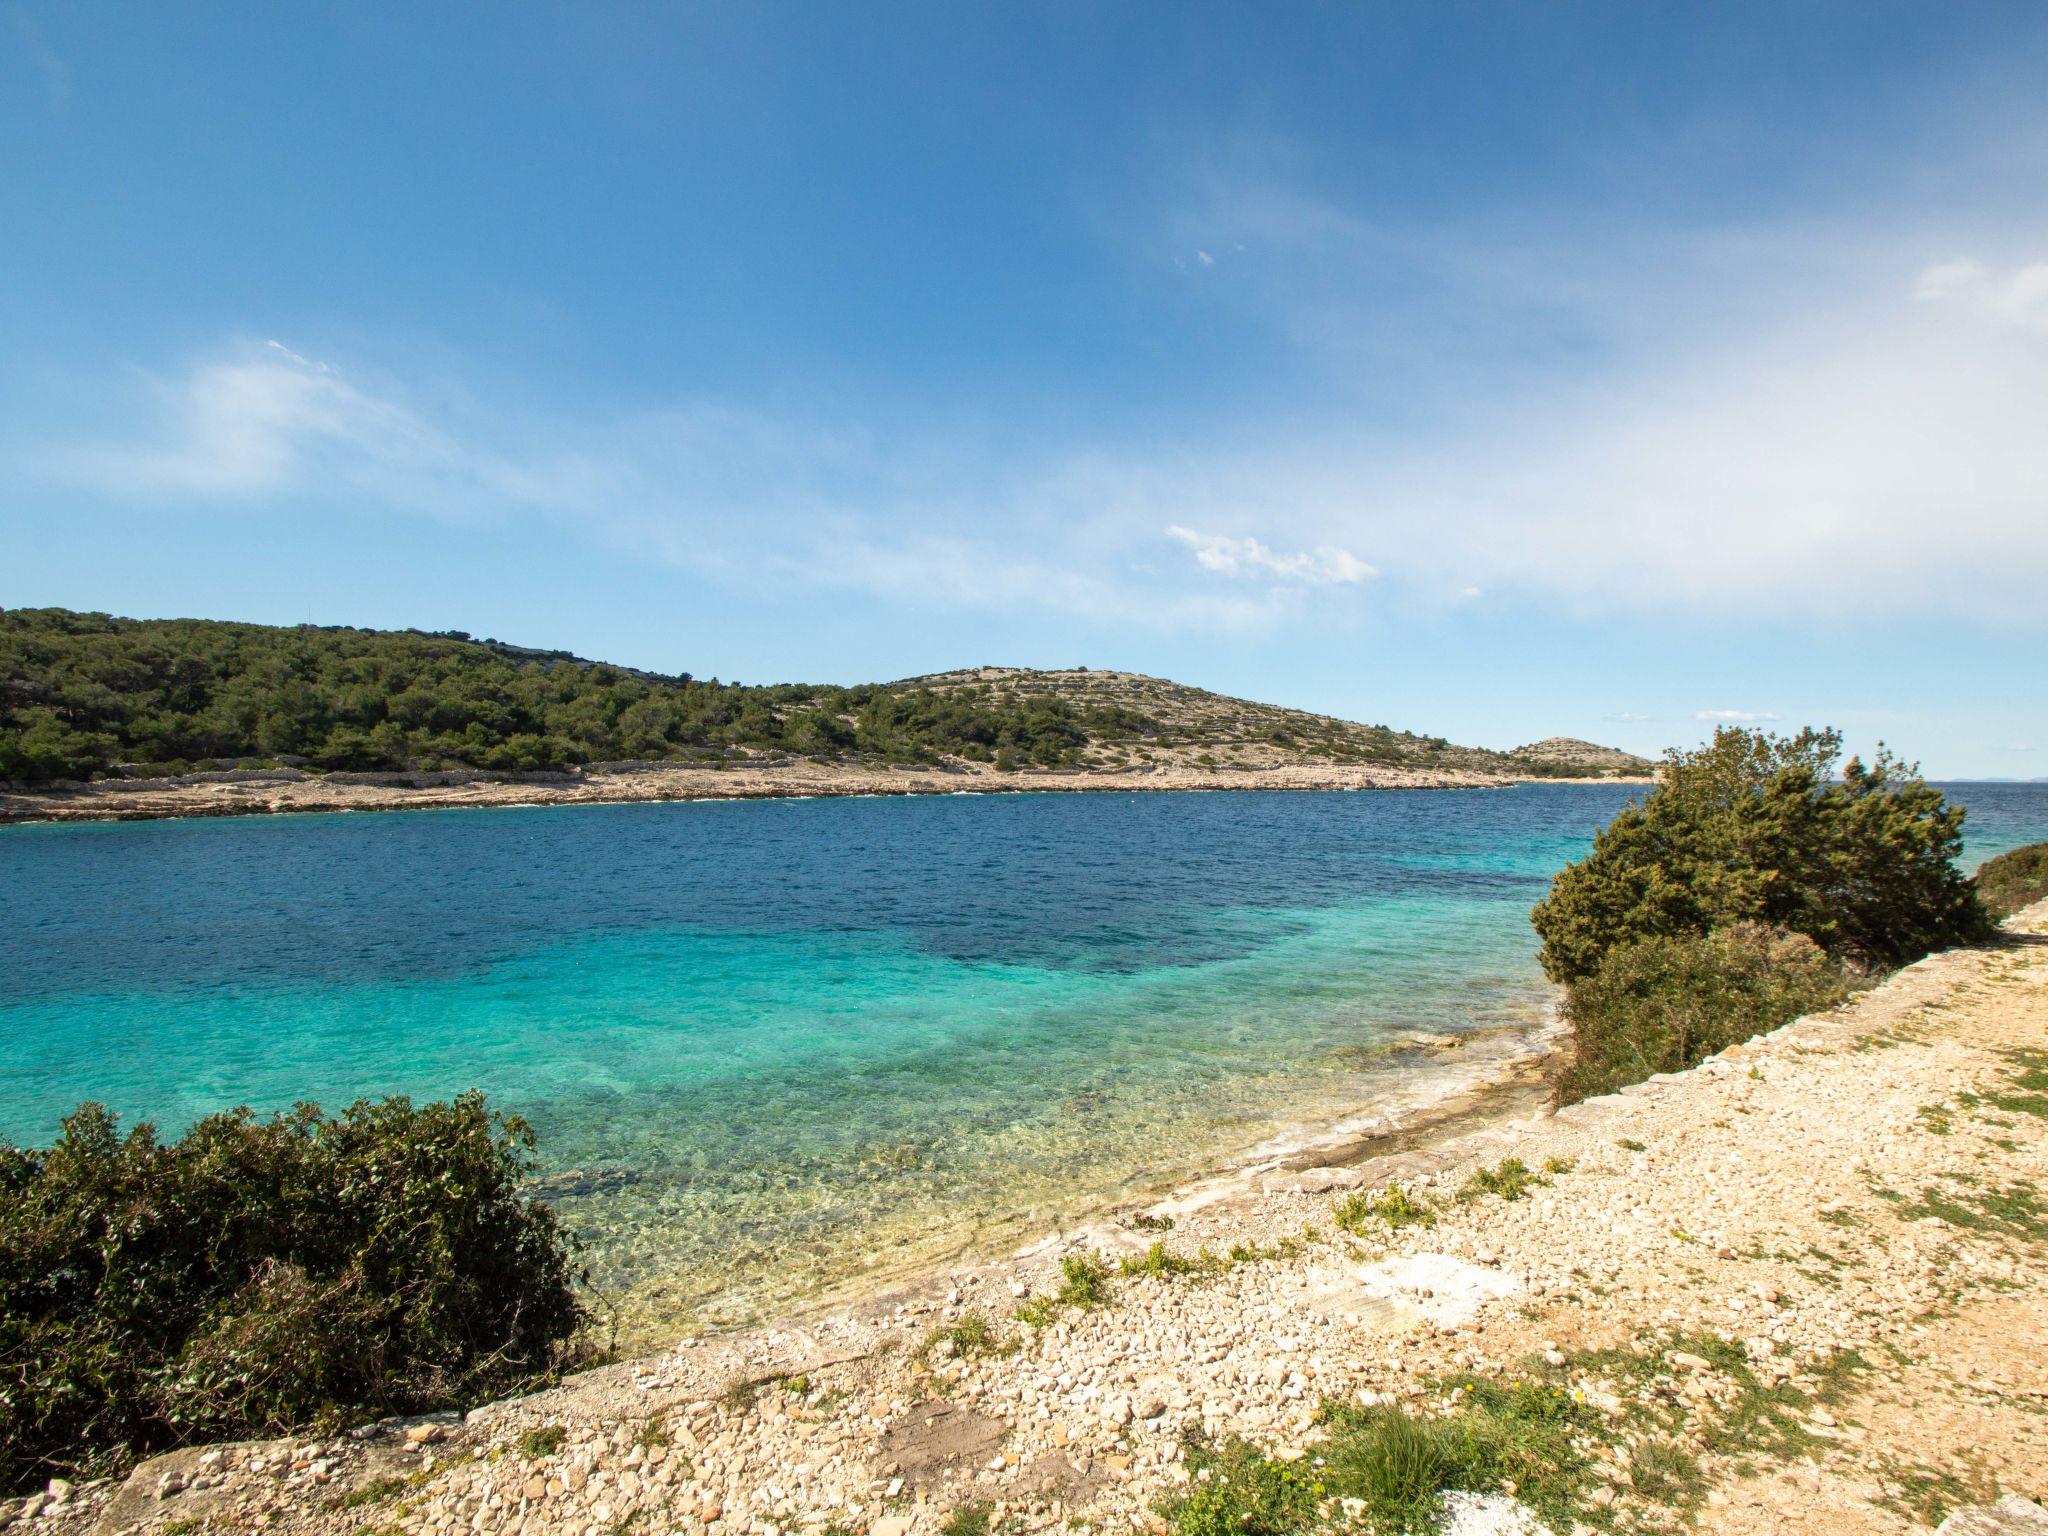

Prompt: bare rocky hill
xmin=893 ymin=666 xmax=1654 ymax=780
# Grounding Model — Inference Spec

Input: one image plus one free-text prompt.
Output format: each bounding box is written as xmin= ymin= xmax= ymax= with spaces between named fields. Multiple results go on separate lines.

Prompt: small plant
xmin=719 ymin=1378 xmax=761 ymax=1411
xmin=925 ymin=1310 xmax=1001 ymax=1359
xmin=1617 ymin=1137 xmax=1648 ymax=1152
xmin=1461 ymin=1158 xmax=1540 ymax=1202
xmin=1335 ymin=1186 xmax=1437 ymax=1233
xmin=517 ymin=1425 xmax=567 ymax=1459
xmin=633 ymin=1416 xmax=667 ymax=1451
xmin=940 ymin=1503 xmax=993 ymax=1536
xmin=1017 ymin=1253 xmax=1113 ymax=1324
xmin=1055 ymin=1252 xmax=1112 ymax=1306
xmin=1120 ymin=1242 xmax=1194 ymax=1278
xmin=1541 ymin=1155 xmax=1575 ymax=1175
xmin=334 ymin=1474 xmax=412 ymax=1509
xmin=1128 ymin=1213 xmax=1175 ymax=1232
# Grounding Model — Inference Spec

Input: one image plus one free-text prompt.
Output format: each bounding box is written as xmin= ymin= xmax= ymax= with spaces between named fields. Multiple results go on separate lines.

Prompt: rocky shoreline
xmin=15 ymin=903 xmax=2047 ymax=1536
xmin=0 ymin=760 xmax=1651 ymax=826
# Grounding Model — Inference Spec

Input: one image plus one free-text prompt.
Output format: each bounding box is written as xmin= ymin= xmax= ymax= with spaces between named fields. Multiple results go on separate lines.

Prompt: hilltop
xmin=0 ymin=608 xmax=1652 ymax=821
xmin=891 ymin=665 xmax=1651 ymax=779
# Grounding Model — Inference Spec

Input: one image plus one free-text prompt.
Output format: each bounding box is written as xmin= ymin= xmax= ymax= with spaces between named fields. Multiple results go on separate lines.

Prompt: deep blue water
xmin=3 ymin=781 xmax=2042 ymax=1332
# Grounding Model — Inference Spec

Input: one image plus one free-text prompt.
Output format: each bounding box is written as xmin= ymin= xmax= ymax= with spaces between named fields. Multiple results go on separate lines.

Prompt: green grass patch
xmin=1334 ymin=1186 xmax=1437 ymax=1233
xmin=1895 ymin=1179 xmax=2048 ymax=1241
xmin=1160 ymin=1377 xmax=1594 ymax=1536
xmin=334 ymin=1474 xmax=413 ymax=1510
xmin=1120 ymin=1242 xmax=1195 ymax=1279
xmin=939 ymin=1504 xmax=996 ymax=1536
xmin=923 ymin=1310 xmax=1010 ymax=1360
xmin=1017 ymin=1253 xmax=1113 ymax=1324
xmin=1460 ymin=1158 xmax=1543 ymax=1203
xmin=516 ymin=1424 xmax=566 ymax=1459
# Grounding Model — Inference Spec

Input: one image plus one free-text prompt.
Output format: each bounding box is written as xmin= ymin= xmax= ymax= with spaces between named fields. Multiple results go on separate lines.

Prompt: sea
xmin=4 ymin=781 xmax=2043 ymax=1337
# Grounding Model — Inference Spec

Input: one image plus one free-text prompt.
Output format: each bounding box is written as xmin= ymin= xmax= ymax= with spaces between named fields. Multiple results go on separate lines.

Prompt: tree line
xmin=0 ymin=608 xmax=1160 ymax=783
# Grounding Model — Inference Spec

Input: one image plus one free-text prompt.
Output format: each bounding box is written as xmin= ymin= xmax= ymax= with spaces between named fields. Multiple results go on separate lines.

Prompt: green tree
xmin=1532 ymin=726 xmax=1988 ymax=983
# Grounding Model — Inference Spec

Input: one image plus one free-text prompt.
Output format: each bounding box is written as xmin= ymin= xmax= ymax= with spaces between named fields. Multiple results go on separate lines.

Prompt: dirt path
xmin=19 ymin=906 xmax=2047 ymax=1536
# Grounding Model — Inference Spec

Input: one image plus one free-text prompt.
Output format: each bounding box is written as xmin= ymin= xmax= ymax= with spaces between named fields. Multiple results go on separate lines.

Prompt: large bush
xmin=0 ymin=1093 xmax=585 ymax=1493
xmin=1532 ymin=727 xmax=1988 ymax=984
xmin=1976 ymin=841 xmax=2048 ymax=920
xmin=1553 ymin=924 xmax=1855 ymax=1104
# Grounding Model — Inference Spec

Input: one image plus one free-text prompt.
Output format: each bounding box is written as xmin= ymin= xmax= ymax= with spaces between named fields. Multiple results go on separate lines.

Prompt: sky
xmin=3 ymin=3 xmax=2046 ymax=777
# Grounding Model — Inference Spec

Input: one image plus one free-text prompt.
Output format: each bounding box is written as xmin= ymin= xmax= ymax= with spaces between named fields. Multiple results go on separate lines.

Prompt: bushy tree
xmin=1975 ymin=841 xmax=2048 ymax=920
xmin=1553 ymin=924 xmax=1854 ymax=1103
xmin=0 ymin=1093 xmax=585 ymax=1492
xmin=1532 ymin=726 xmax=1988 ymax=983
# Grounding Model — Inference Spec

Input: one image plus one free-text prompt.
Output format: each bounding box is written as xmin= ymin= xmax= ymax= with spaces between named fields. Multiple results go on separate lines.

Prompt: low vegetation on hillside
xmin=1976 ymin=841 xmax=2048 ymax=919
xmin=1534 ymin=726 xmax=1991 ymax=1101
xmin=0 ymin=608 xmax=1650 ymax=785
xmin=0 ymin=1093 xmax=586 ymax=1493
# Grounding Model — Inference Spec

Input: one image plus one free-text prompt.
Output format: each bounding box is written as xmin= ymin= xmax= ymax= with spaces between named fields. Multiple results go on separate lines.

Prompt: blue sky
xmin=4 ymin=3 xmax=2046 ymax=776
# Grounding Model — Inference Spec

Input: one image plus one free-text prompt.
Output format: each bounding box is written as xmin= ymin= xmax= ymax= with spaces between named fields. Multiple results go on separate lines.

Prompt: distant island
xmin=0 ymin=607 xmax=1652 ymax=822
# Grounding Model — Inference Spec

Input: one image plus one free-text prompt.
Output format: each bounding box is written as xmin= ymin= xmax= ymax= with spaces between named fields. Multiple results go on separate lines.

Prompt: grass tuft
xmin=1334 ymin=1186 xmax=1436 ymax=1233
xmin=516 ymin=1424 xmax=566 ymax=1459
xmin=1461 ymin=1158 xmax=1542 ymax=1202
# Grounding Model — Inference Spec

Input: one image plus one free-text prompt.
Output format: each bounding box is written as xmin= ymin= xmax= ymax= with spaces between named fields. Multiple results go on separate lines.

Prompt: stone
xmin=1936 ymin=1497 xmax=2048 ymax=1535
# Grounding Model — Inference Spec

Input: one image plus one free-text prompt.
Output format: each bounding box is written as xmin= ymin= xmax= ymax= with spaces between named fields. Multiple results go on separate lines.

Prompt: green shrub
xmin=1460 ymin=1158 xmax=1540 ymax=1202
xmin=1976 ymin=842 xmax=2048 ymax=920
xmin=0 ymin=1093 xmax=585 ymax=1493
xmin=1533 ymin=727 xmax=1988 ymax=983
xmin=1333 ymin=1186 xmax=1436 ymax=1233
xmin=1119 ymin=1242 xmax=1194 ymax=1278
xmin=1555 ymin=923 xmax=1855 ymax=1103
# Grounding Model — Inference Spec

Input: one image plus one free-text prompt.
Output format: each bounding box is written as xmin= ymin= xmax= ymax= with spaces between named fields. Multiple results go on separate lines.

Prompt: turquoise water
xmin=4 ymin=782 xmax=2043 ymax=1334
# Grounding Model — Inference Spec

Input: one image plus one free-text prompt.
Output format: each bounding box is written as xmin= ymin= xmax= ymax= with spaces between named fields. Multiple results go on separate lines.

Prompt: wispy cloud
xmin=1695 ymin=709 xmax=1783 ymax=723
xmin=39 ymin=339 xmax=1308 ymax=632
xmin=1611 ymin=711 xmax=1652 ymax=722
xmin=1914 ymin=257 xmax=2048 ymax=332
xmin=11 ymin=8 xmax=70 ymax=112
xmin=28 ymin=216 xmax=2048 ymax=635
xmin=1164 ymin=525 xmax=1375 ymax=584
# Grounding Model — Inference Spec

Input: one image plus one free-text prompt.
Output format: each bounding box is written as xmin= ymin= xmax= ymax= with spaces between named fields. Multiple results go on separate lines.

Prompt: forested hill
xmin=0 ymin=607 xmax=1653 ymax=785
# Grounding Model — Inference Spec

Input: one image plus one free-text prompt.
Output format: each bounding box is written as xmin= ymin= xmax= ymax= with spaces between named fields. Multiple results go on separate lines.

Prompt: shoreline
xmin=0 ymin=760 xmax=1653 ymax=826
xmin=656 ymin=1008 xmax=1571 ymax=1347
xmin=41 ymin=903 xmax=2048 ymax=1536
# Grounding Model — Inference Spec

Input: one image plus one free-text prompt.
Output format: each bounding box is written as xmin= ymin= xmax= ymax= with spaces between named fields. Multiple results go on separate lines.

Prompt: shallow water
xmin=4 ymin=781 xmax=2043 ymax=1335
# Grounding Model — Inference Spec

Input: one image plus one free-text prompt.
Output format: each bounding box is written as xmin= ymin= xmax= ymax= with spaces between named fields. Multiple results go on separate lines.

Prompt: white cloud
xmin=1611 ymin=711 xmax=1652 ymax=722
xmin=1915 ymin=257 xmax=2048 ymax=331
xmin=51 ymin=341 xmax=459 ymax=500
xmin=1165 ymin=525 xmax=1376 ymax=584
xmin=1695 ymin=710 xmax=1783 ymax=722
xmin=31 ymin=234 xmax=2048 ymax=634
